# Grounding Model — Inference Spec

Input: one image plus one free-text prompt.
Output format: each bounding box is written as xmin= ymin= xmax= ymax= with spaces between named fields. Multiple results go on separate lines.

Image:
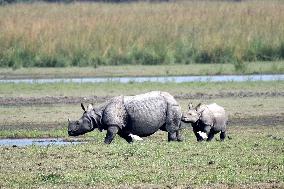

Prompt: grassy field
xmin=0 ymin=80 xmax=283 ymax=98
xmin=1 ymin=1 xmax=284 ymax=68
xmin=1 ymin=62 xmax=284 ymax=79
xmin=0 ymin=126 xmax=283 ymax=188
xmin=0 ymin=80 xmax=283 ymax=188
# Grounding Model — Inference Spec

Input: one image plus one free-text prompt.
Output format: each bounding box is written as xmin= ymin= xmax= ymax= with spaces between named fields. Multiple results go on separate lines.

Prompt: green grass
xmin=0 ymin=62 xmax=284 ymax=79
xmin=0 ymin=80 xmax=283 ymax=188
xmin=0 ymin=80 xmax=283 ymax=97
xmin=0 ymin=126 xmax=283 ymax=188
xmin=1 ymin=1 xmax=284 ymax=67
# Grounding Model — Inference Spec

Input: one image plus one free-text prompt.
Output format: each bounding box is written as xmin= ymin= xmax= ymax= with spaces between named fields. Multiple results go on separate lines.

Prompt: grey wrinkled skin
xmin=68 ymin=91 xmax=185 ymax=144
xmin=182 ymin=103 xmax=228 ymax=142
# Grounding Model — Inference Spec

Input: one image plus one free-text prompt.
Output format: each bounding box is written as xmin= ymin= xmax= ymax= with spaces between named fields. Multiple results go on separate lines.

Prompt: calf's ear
xmin=195 ymin=103 xmax=202 ymax=110
xmin=87 ymin=104 xmax=93 ymax=112
xmin=188 ymin=102 xmax=193 ymax=109
xmin=81 ymin=103 xmax=86 ymax=111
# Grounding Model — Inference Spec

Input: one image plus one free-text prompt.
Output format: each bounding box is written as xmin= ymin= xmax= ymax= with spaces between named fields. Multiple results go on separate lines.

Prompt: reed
xmin=0 ymin=1 xmax=284 ymax=67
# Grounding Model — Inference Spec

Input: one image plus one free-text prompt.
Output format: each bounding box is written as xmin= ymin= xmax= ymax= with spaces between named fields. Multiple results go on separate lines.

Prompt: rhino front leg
xmin=104 ymin=125 xmax=119 ymax=144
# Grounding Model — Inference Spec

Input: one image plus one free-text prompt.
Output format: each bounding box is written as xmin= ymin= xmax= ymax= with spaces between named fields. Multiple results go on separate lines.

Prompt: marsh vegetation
xmin=1 ymin=1 xmax=284 ymax=68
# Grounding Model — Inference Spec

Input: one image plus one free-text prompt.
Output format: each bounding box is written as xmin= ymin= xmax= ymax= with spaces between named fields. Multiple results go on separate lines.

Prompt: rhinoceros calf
xmin=182 ymin=103 xmax=228 ymax=141
xmin=68 ymin=91 xmax=186 ymax=144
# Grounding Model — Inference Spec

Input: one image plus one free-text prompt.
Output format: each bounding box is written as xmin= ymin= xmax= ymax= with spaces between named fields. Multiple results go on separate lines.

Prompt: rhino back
xmin=207 ymin=103 xmax=227 ymax=131
xmin=124 ymin=92 xmax=167 ymax=136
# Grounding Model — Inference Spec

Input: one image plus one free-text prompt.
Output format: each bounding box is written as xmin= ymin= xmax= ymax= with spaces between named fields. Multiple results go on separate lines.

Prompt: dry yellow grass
xmin=0 ymin=1 xmax=284 ymax=67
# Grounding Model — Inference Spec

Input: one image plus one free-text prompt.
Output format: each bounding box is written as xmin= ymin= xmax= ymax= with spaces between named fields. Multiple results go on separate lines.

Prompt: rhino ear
xmin=81 ymin=103 xmax=86 ymax=111
xmin=188 ymin=102 xmax=193 ymax=110
xmin=195 ymin=103 xmax=202 ymax=110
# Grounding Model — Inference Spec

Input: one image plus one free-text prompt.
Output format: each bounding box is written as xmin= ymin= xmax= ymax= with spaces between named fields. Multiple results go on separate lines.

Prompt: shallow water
xmin=0 ymin=74 xmax=283 ymax=84
xmin=0 ymin=138 xmax=85 ymax=147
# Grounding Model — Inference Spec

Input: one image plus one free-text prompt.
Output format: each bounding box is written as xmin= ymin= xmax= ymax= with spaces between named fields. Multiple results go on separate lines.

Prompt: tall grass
xmin=0 ymin=1 xmax=284 ymax=68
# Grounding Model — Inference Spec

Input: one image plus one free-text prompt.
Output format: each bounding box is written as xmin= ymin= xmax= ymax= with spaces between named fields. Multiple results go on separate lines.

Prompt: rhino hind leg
xmin=118 ymin=132 xmax=133 ymax=143
xmin=165 ymin=105 xmax=183 ymax=142
xmin=220 ymin=131 xmax=226 ymax=141
xmin=104 ymin=125 xmax=120 ymax=144
xmin=176 ymin=130 xmax=183 ymax=141
xmin=168 ymin=132 xmax=177 ymax=141
xmin=168 ymin=130 xmax=183 ymax=142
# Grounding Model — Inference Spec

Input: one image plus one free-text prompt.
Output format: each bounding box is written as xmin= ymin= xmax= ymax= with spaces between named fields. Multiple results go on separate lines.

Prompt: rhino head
xmin=68 ymin=103 xmax=101 ymax=136
xmin=182 ymin=102 xmax=203 ymax=123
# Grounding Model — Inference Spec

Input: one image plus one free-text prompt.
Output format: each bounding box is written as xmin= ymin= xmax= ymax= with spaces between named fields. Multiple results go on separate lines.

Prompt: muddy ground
xmin=1 ymin=91 xmax=283 ymax=106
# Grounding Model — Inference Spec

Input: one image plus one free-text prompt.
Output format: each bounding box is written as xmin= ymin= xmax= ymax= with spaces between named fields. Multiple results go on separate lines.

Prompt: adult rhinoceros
xmin=68 ymin=91 xmax=186 ymax=144
xmin=182 ymin=103 xmax=228 ymax=141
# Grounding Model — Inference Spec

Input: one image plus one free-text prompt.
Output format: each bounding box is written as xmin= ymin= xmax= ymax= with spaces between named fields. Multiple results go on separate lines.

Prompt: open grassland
xmin=0 ymin=81 xmax=283 ymax=135
xmin=1 ymin=1 xmax=284 ymax=68
xmin=1 ymin=62 xmax=284 ymax=79
xmin=0 ymin=126 xmax=283 ymax=188
xmin=0 ymin=81 xmax=283 ymax=188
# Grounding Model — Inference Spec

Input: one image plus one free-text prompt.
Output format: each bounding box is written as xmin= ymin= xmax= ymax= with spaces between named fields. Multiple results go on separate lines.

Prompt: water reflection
xmin=0 ymin=74 xmax=283 ymax=84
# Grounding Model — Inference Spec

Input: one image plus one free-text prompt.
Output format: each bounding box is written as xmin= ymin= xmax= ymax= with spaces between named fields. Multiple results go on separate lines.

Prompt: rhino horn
xmin=81 ymin=103 xmax=86 ymax=111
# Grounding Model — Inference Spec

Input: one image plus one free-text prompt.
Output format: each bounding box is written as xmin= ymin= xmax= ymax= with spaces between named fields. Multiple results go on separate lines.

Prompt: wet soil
xmin=1 ymin=91 xmax=283 ymax=106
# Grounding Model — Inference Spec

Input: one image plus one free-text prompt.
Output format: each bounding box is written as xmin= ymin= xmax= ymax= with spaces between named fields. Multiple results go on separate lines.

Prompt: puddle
xmin=0 ymin=138 xmax=86 ymax=147
xmin=0 ymin=74 xmax=283 ymax=84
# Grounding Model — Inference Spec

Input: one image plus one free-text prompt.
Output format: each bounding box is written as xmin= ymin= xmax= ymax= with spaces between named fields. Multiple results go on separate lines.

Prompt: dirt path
xmin=1 ymin=91 xmax=283 ymax=106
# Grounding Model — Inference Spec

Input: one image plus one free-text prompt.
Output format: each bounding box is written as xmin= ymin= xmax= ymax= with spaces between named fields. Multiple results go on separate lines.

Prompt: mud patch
xmin=230 ymin=116 xmax=284 ymax=126
xmin=1 ymin=91 xmax=283 ymax=106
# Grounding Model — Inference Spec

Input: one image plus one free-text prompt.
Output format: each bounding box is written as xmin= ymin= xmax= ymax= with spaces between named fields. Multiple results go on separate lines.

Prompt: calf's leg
xmin=203 ymin=125 xmax=215 ymax=141
xmin=206 ymin=130 xmax=215 ymax=141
